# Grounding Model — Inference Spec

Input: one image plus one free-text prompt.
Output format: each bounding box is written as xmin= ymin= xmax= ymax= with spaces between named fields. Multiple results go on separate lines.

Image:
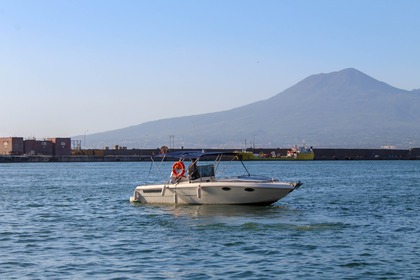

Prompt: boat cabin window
xmin=197 ymin=165 xmax=215 ymax=178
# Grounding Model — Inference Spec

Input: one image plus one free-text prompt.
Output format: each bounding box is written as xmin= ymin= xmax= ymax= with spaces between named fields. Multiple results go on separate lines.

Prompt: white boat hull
xmin=130 ymin=178 xmax=301 ymax=205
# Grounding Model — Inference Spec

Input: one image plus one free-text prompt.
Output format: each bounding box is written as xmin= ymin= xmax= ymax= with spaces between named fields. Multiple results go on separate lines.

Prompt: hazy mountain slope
xmin=79 ymin=68 xmax=420 ymax=148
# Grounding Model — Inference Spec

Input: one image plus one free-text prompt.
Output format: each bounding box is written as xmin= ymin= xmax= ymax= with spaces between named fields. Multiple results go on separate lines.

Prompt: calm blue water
xmin=1 ymin=161 xmax=419 ymax=279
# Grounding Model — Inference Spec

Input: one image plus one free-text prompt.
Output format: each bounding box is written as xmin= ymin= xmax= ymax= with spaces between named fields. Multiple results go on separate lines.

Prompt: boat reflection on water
xmin=172 ymin=204 xmax=289 ymax=217
xmin=132 ymin=203 xmax=298 ymax=226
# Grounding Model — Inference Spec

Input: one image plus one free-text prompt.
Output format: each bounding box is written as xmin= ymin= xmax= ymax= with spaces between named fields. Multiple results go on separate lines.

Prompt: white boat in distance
xmin=130 ymin=151 xmax=302 ymax=205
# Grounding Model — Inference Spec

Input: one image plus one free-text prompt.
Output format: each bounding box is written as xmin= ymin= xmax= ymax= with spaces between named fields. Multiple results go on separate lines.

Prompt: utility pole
xmin=169 ymin=135 xmax=175 ymax=150
xmin=84 ymin=130 xmax=89 ymax=149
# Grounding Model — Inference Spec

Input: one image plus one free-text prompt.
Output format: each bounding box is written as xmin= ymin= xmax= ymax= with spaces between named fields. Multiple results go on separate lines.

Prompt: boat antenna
xmin=238 ymin=154 xmax=251 ymax=176
xmin=146 ymin=157 xmax=154 ymax=179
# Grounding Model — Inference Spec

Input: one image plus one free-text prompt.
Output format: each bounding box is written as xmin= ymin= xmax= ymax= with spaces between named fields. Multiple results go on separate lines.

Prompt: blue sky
xmin=1 ymin=0 xmax=419 ymax=138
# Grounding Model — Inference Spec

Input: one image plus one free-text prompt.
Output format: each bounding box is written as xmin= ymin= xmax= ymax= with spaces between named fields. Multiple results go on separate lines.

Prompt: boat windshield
xmin=197 ymin=164 xmax=215 ymax=178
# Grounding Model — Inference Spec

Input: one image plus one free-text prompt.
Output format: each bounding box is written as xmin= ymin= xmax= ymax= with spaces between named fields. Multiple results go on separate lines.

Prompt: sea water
xmin=0 ymin=161 xmax=419 ymax=279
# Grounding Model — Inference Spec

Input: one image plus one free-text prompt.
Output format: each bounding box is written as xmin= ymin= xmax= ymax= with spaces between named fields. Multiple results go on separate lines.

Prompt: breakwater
xmin=1 ymin=147 xmax=420 ymax=162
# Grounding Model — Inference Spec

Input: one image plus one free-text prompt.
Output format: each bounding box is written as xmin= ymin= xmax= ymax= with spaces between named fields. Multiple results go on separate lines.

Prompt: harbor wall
xmin=1 ymin=147 xmax=420 ymax=162
xmin=2 ymin=135 xmax=419 ymax=161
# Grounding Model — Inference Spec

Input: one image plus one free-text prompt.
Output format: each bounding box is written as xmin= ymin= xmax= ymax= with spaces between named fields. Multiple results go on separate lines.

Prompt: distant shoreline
xmin=1 ymin=147 xmax=420 ymax=162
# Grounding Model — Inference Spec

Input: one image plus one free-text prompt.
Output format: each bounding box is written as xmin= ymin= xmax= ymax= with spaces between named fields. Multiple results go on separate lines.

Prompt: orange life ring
xmin=172 ymin=161 xmax=185 ymax=177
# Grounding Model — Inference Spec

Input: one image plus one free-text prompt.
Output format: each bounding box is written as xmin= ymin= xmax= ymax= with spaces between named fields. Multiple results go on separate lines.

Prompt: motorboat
xmin=129 ymin=151 xmax=302 ymax=205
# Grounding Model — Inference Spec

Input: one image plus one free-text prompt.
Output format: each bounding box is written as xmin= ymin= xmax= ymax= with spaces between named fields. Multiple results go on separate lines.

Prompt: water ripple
xmin=1 ymin=161 xmax=420 ymax=279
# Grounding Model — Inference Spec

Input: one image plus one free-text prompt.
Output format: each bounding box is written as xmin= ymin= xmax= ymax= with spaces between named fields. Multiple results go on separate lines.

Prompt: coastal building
xmin=1 ymin=137 xmax=72 ymax=156
xmin=24 ymin=138 xmax=53 ymax=156
xmin=0 ymin=137 xmax=24 ymax=155
xmin=49 ymin=138 xmax=72 ymax=156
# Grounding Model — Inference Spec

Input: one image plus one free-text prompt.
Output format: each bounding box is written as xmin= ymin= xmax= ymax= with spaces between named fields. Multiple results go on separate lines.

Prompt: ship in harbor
xmin=238 ymin=144 xmax=314 ymax=161
xmin=284 ymin=144 xmax=315 ymax=160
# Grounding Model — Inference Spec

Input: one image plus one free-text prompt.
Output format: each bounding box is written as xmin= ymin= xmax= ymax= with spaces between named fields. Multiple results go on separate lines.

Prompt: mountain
xmin=77 ymin=68 xmax=420 ymax=149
